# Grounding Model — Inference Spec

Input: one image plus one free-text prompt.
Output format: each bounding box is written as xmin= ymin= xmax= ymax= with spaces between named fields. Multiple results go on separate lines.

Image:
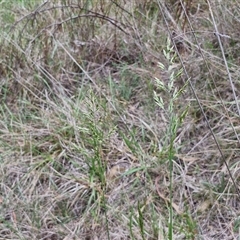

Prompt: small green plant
xmin=153 ymin=38 xmax=189 ymax=240
xmin=129 ymin=201 xmax=148 ymax=240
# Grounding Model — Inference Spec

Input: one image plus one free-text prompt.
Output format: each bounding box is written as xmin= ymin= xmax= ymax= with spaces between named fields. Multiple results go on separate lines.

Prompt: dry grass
xmin=0 ymin=0 xmax=240 ymax=239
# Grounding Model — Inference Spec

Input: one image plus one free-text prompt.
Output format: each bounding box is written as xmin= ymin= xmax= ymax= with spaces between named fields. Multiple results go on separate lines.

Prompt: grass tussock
xmin=0 ymin=0 xmax=240 ymax=239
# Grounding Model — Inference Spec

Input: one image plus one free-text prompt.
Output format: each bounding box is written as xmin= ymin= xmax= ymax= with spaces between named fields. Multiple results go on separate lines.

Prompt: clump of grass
xmin=1 ymin=0 xmax=240 ymax=239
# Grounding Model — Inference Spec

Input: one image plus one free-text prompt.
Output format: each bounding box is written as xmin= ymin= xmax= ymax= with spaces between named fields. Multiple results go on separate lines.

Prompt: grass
xmin=0 ymin=0 xmax=240 ymax=239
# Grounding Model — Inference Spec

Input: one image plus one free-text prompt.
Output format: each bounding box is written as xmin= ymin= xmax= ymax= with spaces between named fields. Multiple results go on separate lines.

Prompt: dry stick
xmin=110 ymin=0 xmax=132 ymax=16
xmin=173 ymin=0 xmax=239 ymax=144
xmin=180 ymin=0 xmax=240 ymax=198
xmin=206 ymin=0 xmax=240 ymax=117
xmin=157 ymin=0 xmax=240 ymax=200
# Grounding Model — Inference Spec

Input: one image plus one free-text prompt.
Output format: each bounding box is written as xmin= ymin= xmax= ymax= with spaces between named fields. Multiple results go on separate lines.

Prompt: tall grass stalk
xmin=154 ymin=38 xmax=188 ymax=240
